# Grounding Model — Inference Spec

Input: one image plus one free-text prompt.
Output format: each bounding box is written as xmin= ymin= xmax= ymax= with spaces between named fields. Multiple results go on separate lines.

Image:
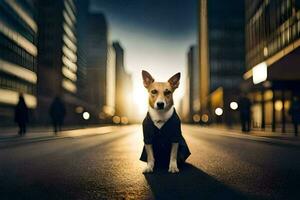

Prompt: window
xmin=296 ymin=0 xmax=300 ymax=9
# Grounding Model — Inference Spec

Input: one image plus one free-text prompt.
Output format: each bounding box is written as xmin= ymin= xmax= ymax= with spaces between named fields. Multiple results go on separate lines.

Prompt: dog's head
xmin=142 ymin=70 xmax=180 ymax=111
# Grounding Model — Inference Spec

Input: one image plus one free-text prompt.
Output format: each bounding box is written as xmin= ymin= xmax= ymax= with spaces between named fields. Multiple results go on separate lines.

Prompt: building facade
xmin=37 ymin=0 xmax=88 ymax=124
xmin=244 ymin=0 xmax=300 ymax=132
xmin=198 ymin=0 xmax=245 ymax=124
xmin=182 ymin=45 xmax=200 ymax=123
xmin=85 ymin=13 xmax=108 ymax=121
xmin=103 ymin=44 xmax=116 ymax=120
xmin=0 ymin=0 xmax=38 ymax=124
xmin=76 ymin=0 xmax=89 ymax=103
xmin=113 ymin=42 xmax=132 ymax=123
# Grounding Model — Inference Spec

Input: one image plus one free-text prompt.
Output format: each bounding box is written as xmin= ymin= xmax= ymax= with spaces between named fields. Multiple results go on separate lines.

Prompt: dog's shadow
xmin=144 ymin=163 xmax=255 ymax=200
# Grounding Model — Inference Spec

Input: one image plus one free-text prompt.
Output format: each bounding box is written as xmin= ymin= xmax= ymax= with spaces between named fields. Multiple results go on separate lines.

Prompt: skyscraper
xmin=198 ymin=0 xmax=245 ymax=123
xmin=0 ymin=0 xmax=38 ymax=124
xmin=244 ymin=0 xmax=300 ymax=132
xmin=85 ymin=13 xmax=108 ymax=120
xmin=104 ymin=44 xmax=116 ymax=119
xmin=182 ymin=45 xmax=199 ymax=123
xmin=76 ymin=0 xmax=90 ymax=103
xmin=36 ymin=0 xmax=85 ymax=124
xmin=113 ymin=41 xmax=132 ymax=122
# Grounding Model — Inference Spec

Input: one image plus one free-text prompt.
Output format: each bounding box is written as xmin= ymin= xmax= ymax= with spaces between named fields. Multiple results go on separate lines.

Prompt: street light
xmin=121 ymin=117 xmax=129 ymax=124
xmin=201 ymin=114 xmax=209 ymax=123
xmin=82 ymin=111 xmax=90 ymax=120
xmin=215 ymin=107 xmax=223 ymax=116
xmin=112 ymin=116 xmax=121 ymax=124
xmin=193 ymin=114 xmax=201 ymax=123
xmin=230 ymin=101 xmax=238 ymax=110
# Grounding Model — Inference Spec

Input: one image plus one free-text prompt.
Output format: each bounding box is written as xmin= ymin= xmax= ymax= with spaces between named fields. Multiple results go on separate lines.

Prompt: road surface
xmin=0 ymin=125 xmax=300 ymax=200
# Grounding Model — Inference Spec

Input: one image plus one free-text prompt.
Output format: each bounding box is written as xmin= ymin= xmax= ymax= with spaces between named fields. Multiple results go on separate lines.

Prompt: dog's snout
xmin=157 ymin=102 xmax=165 ymax=109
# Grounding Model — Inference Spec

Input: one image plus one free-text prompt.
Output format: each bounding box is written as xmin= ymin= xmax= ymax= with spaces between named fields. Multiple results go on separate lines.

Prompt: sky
xmin=90 ymin=0 xmax=198 ymax=115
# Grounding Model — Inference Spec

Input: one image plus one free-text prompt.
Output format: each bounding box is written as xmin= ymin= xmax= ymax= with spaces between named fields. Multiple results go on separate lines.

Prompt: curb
xmin=0 ymin=125 xmax=140 ymax=149
xmin=184 ymin=125 xmax=300 ymax=148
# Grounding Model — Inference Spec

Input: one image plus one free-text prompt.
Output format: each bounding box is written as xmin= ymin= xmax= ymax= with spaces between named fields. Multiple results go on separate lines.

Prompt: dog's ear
xmin=168 ymin=72 xmax=180 ymax=89
xmin=142 ymin=70 xmax=154 ymax=88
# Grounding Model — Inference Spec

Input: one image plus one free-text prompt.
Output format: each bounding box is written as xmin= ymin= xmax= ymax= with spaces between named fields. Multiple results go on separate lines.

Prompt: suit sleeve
xmin=170 ymin=119 xmax=181 ymax=143
xmin=143 ymin=120 xmax=153 ymax=144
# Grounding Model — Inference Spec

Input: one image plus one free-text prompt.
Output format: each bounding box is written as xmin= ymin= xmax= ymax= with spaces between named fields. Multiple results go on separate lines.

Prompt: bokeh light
xmin=230 ymin=102 xmax=238 ymax=110
xmin=215 ymin=108 xmax=223 ymax=116
xmin=201 ymin=114 xmax=209 ymax=123
xmin=83 ymin=112 xmax=90 ymax=120
xmin=193 ymin=114 xmax=200 ymax=123
xmin=112 ymin=116 xmax=121 ymax=124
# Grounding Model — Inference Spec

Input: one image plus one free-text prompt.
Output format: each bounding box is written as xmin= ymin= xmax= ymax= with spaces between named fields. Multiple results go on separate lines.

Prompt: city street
xmin=1 ymin=125 xmax=300 ymax=200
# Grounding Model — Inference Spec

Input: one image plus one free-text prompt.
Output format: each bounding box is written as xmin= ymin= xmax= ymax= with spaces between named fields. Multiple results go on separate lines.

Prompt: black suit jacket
xmin=140 ymin=109 xmax=191 ymax=166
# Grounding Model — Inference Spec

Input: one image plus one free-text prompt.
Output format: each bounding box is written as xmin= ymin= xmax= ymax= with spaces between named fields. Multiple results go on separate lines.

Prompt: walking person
xmin=49 ymin=96 xmax=66 ymax=134
xmin=14 ymin=94 xmax=29 ymax=136
xmin=238 ymin=94 xmax=252 ymax=132
xmin=289 ymin=96 xmax=300 ymax=136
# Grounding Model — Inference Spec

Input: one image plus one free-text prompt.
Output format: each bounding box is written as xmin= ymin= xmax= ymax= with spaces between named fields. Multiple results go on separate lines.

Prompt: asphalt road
xmin=0 ymin=125 xmax=300 ymax=200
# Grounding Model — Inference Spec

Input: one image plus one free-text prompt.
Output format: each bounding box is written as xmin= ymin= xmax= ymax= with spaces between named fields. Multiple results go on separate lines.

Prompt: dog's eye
xmin=164 ymin=90 xmax=172 ymax=96
xmin=151 ymin=90 xmax=158 ymax=95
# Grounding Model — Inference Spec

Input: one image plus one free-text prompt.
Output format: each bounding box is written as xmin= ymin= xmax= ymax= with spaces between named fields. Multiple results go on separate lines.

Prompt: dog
xmin=140 ymin=70 xmax=191 ymax=173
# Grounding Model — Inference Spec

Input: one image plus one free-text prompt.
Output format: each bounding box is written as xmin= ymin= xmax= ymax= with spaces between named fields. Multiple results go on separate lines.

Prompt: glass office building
xmin=207 ymin=0 xmax=245 ymax=93
xmin=37 ymin=0 xmax=78 ymax=95
xmin=198 ymin=0 xmax=245 ymax=124
xmin=85 ymin=13 xmax=108 ymax=120
xmin=0 ymin=0 xmax=38 ymax=124
xmin=182 ymin=45 xmax=200 ymax=123
xmin=245 ymin=0 xmax=300 ymax=70
xmin=244 ymin=0 xmax=300 ymax=132
xmin=37 ymin=0 xmax=86 ymax=124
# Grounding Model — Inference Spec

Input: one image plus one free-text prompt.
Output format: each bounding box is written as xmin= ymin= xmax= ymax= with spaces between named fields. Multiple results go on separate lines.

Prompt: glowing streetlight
xmin=230 ymin=102 xmax=238 ymax=110
xmin=215 ymin=107 xmax=223 ymax=116
xmin=82 ymin=111 xmax=90 ymax=120
xmin=201 ymin=114 xmax=209 ymax=123
xmin=193 ymin=114 xmax=201 ymax=123
xmin=121 ymin=117 xmax=129 ymax=124
xmin=112 ymin=116 xmax=121 ymax=124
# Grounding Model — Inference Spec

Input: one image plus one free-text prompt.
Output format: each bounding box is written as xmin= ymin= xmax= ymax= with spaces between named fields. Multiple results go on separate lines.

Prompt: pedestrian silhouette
xmin=238 ymin=94 xmax=252 ymax=132
xmin=14 ymin=94 xmax=29 ymax=136
xmin=49 ymin=96 xmax=66 ymax=134
xmin=289 ymin=96 xmax=300 ymax=136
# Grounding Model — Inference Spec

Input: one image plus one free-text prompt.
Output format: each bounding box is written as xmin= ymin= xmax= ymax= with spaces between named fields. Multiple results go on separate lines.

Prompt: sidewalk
xmin=0 ymin=125 xmax=138 ymax=146
xmin=213 ymin=125 xmax=300 ymax=141
xmin=208 ymin=125 xmax=300 ymax=146
xmin=184 ymin=124 xmax=300 ymax=147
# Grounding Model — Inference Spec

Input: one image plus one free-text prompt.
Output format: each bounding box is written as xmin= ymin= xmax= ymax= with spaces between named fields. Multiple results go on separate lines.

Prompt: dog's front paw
xmin=168 ymin=161 xmax=179 ymax=173
xmin=143 ymin=162 xmax=154 ymax=173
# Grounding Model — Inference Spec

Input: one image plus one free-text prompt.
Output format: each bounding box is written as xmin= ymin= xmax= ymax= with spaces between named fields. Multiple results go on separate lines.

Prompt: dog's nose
xmin=157 ymin=102 xmax=165 ymax=109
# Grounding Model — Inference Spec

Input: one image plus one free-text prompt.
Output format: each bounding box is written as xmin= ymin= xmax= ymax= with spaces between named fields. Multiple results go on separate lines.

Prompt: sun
xmin=133 ymin=83 xmax=148 ymax=117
